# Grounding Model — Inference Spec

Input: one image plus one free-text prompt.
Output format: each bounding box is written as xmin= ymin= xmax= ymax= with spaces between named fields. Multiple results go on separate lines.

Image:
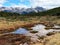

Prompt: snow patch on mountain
xmin=0 ymin=7 xmax=46 ymax=14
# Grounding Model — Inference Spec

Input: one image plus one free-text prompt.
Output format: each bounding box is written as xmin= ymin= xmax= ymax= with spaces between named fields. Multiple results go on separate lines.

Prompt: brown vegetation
xmin=0 ymin=34 xmax=31 ymax=45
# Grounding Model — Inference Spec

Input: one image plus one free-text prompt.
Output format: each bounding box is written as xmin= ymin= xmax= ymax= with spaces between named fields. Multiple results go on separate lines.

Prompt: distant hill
xmin=38 ymin=7 xmax=60 ymax=16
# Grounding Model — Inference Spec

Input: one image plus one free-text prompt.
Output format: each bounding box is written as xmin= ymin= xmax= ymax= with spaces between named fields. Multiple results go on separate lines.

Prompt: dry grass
xmin=0 ymin=16 xmax=60 ymax=33
xmin=45 ymin=33 xmax=60 ymax=45
xmin=0 ymin=21 xmax=26 ymax=33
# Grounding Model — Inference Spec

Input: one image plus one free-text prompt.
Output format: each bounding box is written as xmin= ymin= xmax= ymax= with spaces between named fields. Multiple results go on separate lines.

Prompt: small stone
xmin=23 ymin=43 xmax=28 ymax=45
xmin=20 ymin=44 xmax=23 ymax=45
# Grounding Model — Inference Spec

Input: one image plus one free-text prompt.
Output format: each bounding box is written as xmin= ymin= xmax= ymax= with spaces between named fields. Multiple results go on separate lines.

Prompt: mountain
xmin=0 ymin=7 xmax=60 ymax=17
xmin=23 ymin=7 xmax=60 ymax=16
xmin=38 ymin=7 xmax=60 ymax=16
xmin=0 ymin=7 xmax=45 ymax=14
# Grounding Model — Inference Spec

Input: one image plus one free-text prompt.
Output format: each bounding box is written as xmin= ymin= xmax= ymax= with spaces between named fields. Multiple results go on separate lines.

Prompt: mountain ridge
xmin=0 ymin=7 xmax=45 ymax=14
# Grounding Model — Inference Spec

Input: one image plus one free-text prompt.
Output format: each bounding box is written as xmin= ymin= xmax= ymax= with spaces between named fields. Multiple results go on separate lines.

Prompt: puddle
xmin=12 ymin=28 xmax=29 ymax=35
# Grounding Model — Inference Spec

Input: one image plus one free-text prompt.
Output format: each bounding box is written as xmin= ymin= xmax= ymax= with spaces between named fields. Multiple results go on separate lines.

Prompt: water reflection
xmin=12 ymin=28 xmax=29 ymax=35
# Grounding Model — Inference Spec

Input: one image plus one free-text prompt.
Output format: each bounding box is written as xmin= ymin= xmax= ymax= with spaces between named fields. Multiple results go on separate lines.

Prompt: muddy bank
xmin=0 ymin=34 xmax=31 ymax=45
xmin=0 ymin=33 xmax=60 ymax=45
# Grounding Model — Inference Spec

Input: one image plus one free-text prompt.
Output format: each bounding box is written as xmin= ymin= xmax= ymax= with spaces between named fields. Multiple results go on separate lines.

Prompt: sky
xmin=0 ymin=0 xmax=60 ymax=9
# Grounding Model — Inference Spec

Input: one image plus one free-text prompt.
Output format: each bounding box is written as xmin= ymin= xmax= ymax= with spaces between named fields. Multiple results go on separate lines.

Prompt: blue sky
xmin=3 ymin=0 xmax=31 ymax=7
xmin=4 ymin=0 xmax=30 ymax=6
xmin=0 ymin=0 xmax=60 ymax=9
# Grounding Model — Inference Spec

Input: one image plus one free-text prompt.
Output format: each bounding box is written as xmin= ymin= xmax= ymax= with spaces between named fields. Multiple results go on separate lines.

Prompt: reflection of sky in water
xmin=12 ymin=28 xmax=29 ymax=35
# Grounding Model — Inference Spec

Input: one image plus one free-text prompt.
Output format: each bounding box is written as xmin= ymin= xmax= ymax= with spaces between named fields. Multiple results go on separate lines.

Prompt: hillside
xmin=25 ymin=7 xmax=60 ymax=16
xmin=40 ymin=7 xmax=60 ymax=16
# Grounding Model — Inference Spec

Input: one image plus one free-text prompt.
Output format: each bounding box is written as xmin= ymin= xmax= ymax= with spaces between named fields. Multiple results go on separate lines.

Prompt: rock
xmin=23 ymin=43 xmax=28 ymax=45
xmin=20 ymin=44 xmax=23 ymax=45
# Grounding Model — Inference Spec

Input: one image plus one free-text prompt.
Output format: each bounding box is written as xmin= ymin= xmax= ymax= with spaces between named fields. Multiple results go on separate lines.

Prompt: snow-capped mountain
xmin=0 ymin=7 xmax=45 ymax=14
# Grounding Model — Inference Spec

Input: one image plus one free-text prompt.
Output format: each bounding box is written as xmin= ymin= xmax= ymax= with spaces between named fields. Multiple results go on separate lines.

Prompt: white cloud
xmin=9 ymin=3 xmax=29 ymax=8
xmin=0 ymin=0 xmax=7 ymax=4
xmin=0 ymin=0 xmax=7 ymax=7
xmin=4 ymin=0 xmax=60 ymax=9
xmin=29 ymin=0 xmax=60 ymax=9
